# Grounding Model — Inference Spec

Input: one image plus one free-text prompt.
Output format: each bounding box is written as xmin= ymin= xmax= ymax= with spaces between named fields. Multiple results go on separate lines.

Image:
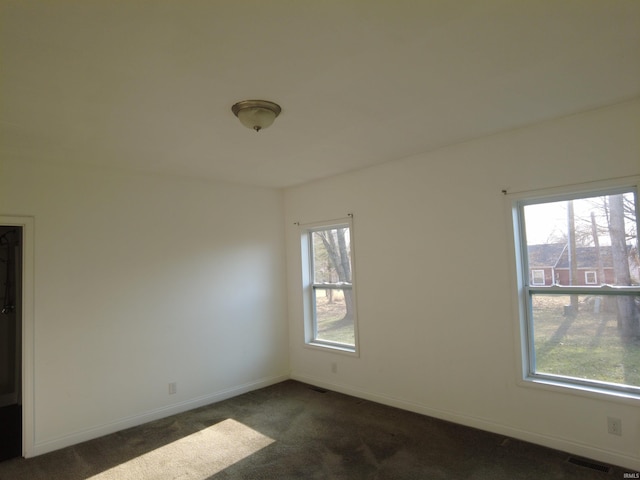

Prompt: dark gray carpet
xmin=0 ymin=380 xmax=630 ymax=479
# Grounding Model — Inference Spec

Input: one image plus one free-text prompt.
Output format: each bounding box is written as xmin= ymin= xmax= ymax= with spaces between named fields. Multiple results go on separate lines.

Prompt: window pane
xmin=531 ymin=294 xmax=640 ymax=388
xmin=311 ymin=227 xmax=352 ymax=284
xmin=313 ymin=288 xmax=355 ymax=345
xmin=523 ymin=192 xmax=638 ymax=287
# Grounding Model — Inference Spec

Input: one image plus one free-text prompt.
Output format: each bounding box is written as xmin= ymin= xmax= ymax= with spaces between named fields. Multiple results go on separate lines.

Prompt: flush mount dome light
xmin=231 ymin=100 xmax=282 ymax=132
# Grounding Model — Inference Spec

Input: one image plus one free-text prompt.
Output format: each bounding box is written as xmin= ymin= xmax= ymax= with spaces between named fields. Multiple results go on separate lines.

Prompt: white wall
xmin=285 ymin=98 xmax=640 ymax=470
xmin=0 ymin=159 xmax=289 ymax=456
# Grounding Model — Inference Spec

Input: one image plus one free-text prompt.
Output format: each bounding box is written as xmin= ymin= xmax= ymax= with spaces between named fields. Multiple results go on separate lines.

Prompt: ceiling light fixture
xmin=231 ymin=100 xmax=282 ymax=132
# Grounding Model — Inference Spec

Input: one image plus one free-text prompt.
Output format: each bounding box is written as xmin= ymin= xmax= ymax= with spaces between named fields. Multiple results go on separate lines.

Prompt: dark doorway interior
xmin=0 ymin=226 xmax=22 ymax=462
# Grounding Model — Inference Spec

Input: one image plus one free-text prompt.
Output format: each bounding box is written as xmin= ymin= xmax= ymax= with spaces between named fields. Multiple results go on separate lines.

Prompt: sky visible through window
xmin=523 ymin=192 xmax=636 ymax=247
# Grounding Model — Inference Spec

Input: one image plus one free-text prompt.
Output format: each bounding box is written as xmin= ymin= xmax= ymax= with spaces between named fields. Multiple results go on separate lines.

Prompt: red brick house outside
xmin=527 ymin=243 xmax=618 ymax=286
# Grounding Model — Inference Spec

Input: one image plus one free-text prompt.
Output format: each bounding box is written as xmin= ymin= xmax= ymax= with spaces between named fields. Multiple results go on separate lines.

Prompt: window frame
xmin=509 ymin=177 xmax=640 ymax=399
xmin=300 ymin=217 xmax=359 ymax=355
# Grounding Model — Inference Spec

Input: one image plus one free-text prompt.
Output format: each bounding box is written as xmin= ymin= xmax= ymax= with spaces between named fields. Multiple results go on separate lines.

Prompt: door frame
xmin=0 ymin=216 xmax=34 ymax=458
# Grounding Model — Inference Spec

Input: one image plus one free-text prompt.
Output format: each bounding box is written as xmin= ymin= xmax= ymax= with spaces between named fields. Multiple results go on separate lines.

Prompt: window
xmin=531 ymin=269 xmax=546 ymax=286
xmin=512 ymin=181 xmax=640 ymax=397
xmin=301 ymin=218 xmax=358 ymax=353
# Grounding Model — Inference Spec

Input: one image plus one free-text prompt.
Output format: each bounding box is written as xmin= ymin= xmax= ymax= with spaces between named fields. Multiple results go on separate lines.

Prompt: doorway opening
xmin=0 ymin=226 xmax=22 ymax=462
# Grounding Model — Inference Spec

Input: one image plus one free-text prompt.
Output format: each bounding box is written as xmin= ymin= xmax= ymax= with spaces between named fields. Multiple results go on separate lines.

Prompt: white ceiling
xmin=1 ymin=1 xmax=639 ymax=188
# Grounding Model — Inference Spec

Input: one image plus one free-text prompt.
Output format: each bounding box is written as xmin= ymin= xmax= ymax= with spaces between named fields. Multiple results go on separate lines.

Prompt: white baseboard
xmin=291 ymin=373 xmax=640 ymax=472
xmin=29 ymin=374 xmax=289 ymax=458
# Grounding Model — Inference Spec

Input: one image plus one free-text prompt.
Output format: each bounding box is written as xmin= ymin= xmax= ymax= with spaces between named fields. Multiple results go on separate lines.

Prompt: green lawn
xmin=315 ymin=291 xmax=355 ymax=345
xmin=532 ymin=295 xmax=640 ymax=387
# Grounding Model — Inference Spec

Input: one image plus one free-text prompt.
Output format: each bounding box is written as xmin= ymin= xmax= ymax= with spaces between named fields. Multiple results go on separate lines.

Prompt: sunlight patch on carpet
xmin=88 ymin=419 xmax=275 ymax=479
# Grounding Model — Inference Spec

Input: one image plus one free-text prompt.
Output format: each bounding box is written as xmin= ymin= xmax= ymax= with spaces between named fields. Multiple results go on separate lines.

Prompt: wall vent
xmin=308 ymin=386 xmax=328 ymax=393
xmin=566 ymin=456 xmax=612 ymax=473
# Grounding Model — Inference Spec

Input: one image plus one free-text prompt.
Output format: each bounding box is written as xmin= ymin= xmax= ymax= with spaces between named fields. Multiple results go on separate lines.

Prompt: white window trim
xmin=584 ymin=270 xmax=598 ymax=285
xmin=300 ymin=217 xmax=359 ymax=356
xmin=506 ymin=176 xmax=640 ymax=401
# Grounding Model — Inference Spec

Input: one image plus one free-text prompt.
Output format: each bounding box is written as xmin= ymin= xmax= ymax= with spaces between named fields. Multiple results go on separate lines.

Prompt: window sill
xmin=305 ymin=341 xmax=359 ymax=357
xmin=519 ymin=375 xmax=640 ymax=406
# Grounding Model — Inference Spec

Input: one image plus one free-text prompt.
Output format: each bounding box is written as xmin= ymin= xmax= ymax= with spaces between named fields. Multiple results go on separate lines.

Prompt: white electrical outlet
xmin=168 ymin=382 xmax=177 ymax=395
xmin=607 ymin=416 xmax=622 ymax=436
